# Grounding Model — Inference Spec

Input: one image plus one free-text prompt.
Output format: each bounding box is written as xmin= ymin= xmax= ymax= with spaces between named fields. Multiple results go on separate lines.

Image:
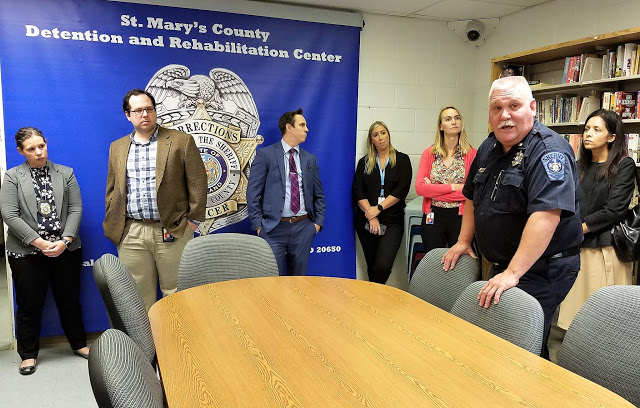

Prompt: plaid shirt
xmin=125 ymin=127 xmax=160 ymax=220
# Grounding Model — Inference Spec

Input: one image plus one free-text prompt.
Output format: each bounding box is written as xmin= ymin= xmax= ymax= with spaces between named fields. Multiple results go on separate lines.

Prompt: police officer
xmin=443 ymin=76 xmax=582 ymax=358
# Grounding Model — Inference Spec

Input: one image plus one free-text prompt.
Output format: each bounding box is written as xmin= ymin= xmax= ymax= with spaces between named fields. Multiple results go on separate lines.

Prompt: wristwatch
xmin=377 ymin=204 xmax=384 ymax=212
xmin=62 ymin=238 xmax=71 ymax=248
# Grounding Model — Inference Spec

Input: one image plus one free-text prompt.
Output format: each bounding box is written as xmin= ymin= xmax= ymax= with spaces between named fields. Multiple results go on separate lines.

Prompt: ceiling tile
xmin=251 ymin=0 xmax=550 ymax=19
xmin=480 ymin=0 xmax=549 ymax=5
xmin=258 ymin=0 xmax=442 ymax=16
xmin=413 ymin=0 xmax=523 ymax=19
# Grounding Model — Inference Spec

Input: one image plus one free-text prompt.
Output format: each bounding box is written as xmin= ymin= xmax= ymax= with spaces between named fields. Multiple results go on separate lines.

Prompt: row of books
xmin=602 ymin=44 xmax=640 ymax=79
xmin=602 ymin=91 xmax=639 ymax=119
xmin=537 ymin=95 xmax=583 ymax=124
xmin=562 ymin=133 xmax=640 ymax=167
xmin=561 ymin=134 xmax=582 ymax=157
xmin=538 ymin=91 xmax=640 ymax=125
xmin=562 ymin=54 xmax=598 ymax=83
xmin=627 ymin=133 xmax=640 ymax=166
xmin=560 ymin=43 xmax=640 ymax=83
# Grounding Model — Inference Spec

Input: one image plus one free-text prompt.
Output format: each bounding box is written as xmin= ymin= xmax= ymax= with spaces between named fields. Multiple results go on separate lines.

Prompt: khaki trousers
xmin=557 ymin=246 xmax=633 ymax=330
xmin=118 ymin=219 xmax=193 ymax=311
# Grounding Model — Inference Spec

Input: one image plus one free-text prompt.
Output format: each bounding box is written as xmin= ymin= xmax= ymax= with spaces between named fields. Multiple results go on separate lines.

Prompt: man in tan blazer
xmin=104 ymin=89 xmax=207 ymax=310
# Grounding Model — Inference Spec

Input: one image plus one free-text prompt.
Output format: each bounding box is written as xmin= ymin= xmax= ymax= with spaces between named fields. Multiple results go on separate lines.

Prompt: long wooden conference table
xmin=148 ymin=276 xmax=633 ymax=407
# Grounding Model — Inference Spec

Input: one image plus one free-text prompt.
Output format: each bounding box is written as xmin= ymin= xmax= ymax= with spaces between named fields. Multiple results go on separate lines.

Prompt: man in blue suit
xmin=247 ymin=108 xmax=326 ymax=275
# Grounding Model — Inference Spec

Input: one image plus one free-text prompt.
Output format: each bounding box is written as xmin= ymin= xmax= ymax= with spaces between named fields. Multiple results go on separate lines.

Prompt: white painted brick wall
xmin=356 ymin=14 xmax=477 ymax=287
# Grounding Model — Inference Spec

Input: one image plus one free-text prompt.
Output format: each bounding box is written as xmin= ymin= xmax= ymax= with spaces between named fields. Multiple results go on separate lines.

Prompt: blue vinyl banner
xmin=0 ymin=0 xmax=359 ymax=335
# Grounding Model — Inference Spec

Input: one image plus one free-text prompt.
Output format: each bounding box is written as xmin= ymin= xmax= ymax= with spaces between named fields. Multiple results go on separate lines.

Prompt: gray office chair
xmin=177 ymin=232 xmax=279 ymax=291
xmin=558 ymin=285 xmax=640 ymax=406
xmin=450 ymin=280 xmax=544 ymax=354
xmin=93 ymin=253 xmax=155 ymax=365
xmin=409 ymin=247 xmax=480 ymax=312
xmin=89 ymin=329 xmax=163 ymax=408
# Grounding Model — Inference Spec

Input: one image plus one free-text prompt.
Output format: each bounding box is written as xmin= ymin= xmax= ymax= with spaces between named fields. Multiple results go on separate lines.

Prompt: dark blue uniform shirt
xmin=463 ymin=120 xmax=582 ymax=266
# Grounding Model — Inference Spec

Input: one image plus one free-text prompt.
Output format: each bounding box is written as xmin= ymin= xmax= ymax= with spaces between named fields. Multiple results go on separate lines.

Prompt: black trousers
xmin=10 ymin=248 xmax=87 ymax=360
xmin=356 ymin=221 xmax=403 ymax=284
xmin=420 ymin=206 xmax=462 ymax=253
xmin=494 ymin=254 xmax=579 ymax=359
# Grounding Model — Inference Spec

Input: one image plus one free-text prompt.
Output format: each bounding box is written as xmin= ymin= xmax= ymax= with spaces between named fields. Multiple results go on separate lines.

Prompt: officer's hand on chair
xmin=441 ymin=242 xmax=476 ymax=271
xmin=478 ymin=272 xmax=519 ymax=308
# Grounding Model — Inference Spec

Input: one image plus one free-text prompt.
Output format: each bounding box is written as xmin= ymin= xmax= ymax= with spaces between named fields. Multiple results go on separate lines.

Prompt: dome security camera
xmin=447 ymin=18 xmax=497 ymax=47
xmin=465 ymin=19 xmax=484 ymax=42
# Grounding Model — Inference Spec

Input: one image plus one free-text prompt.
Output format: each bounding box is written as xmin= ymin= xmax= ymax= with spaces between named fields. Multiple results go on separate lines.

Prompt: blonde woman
xmin=415 ymin=107 xmax=477 ymax=254
xmin=352 ymin=121 xmax=412 ymax=284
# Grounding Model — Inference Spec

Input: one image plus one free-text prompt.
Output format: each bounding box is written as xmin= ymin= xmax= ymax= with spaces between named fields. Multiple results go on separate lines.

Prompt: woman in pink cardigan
xmin=415 ymin=106 xmax=477 ymax=254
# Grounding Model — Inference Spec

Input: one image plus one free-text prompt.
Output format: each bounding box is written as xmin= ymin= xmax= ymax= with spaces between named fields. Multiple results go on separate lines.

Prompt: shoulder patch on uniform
xmin=541 ymin=152 xmax=565 ymax=181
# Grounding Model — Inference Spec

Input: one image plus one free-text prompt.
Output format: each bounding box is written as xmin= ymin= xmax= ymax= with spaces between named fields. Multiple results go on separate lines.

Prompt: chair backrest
xmin=558 ymin=285 xmax=640 ymax=406
xmin=177 ymin=232 xmax=279 ymax=291
xmin=89 ymin=329 xmax=163 ymax=408
xmin=93 ymin=253 xmax=155 ymax=364
xmin=450 ymin=280 xmax=544 ymax=354
xmin=409 ymin=248 xmax=480 ymax=312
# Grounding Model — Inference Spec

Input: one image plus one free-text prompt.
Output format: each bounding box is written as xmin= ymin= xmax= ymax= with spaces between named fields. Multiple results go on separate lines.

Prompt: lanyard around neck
xmin=377 ymin=155 xmax=389 ymax=197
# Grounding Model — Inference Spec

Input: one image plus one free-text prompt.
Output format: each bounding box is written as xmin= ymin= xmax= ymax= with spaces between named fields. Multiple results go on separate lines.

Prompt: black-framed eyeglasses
xmin=491 ymin=170 xmax=504 ymax=201
xmin=129 ymin=107 xmax=155 ymax=116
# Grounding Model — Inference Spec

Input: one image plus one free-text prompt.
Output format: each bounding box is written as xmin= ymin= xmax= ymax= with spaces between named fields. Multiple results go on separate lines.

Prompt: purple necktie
xmin=289 ymin=148 xmax=301 ymax=214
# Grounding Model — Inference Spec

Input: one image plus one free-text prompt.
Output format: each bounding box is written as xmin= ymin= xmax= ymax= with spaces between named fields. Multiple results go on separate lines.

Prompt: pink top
xmin=415 ymin=146 xmax=477 ymax=216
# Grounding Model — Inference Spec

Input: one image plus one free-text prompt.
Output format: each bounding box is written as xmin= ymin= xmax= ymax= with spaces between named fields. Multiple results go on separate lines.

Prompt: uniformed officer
xmin=442 ymin=76 xmax=582 ymax=358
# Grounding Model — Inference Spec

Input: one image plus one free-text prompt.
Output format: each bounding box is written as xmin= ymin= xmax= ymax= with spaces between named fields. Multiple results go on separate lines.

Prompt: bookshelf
xmin=491 ymin=27 xmax=640 ymax=132
xmin=491 ymin=27 xmax=640 ymax=166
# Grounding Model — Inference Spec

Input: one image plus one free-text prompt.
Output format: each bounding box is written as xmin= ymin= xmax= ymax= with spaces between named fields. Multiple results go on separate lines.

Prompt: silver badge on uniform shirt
xmin=512 ymin=151 xmax=524 ymax=166
xmin=39 ymin=202 xmax=52 ymax=217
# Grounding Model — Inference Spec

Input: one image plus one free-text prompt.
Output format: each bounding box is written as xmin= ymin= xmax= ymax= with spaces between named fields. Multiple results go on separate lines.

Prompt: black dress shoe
xmin=19 ymin=362 xmax=36 ymax=376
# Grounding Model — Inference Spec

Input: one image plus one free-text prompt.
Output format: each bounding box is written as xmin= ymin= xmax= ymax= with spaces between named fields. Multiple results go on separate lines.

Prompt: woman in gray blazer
xmin=0 ymin=127 xmax=88 ymax=375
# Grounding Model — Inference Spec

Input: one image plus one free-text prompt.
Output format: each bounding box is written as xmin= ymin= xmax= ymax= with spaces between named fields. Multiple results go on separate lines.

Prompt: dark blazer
xmin=103 ymin=126 xmax=207 ymax=245
xmin=580 ymin=156 xmax=636 ymax=247
xmin=247 ymin=141 xmax=326 ymax=233
xmin=0 ymin=161 xmax=82 ymax=254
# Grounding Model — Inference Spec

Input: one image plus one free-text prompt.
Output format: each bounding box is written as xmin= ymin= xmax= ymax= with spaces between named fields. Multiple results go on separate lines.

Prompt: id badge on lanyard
xmin=377 ymin=155 xmax=389 ymax=205
xmin=426 ymin=212 xmax=434 ymax=224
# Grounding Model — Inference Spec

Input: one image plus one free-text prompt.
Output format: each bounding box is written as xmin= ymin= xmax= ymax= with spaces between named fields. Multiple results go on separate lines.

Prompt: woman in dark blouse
xmin=352 ymin=121 xmax=412 ymax=284
xmin=0 ymin=127 xmax=88 ymax=375
xmin=558 ymin=109 xmax=636 ymax=329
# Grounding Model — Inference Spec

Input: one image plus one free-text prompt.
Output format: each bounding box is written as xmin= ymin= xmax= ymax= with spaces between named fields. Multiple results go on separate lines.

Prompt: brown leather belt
xmin=280 ymin=214 xmax=309 ymax=223
xmin=129 ymin=218 xmax=160 ymax=224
